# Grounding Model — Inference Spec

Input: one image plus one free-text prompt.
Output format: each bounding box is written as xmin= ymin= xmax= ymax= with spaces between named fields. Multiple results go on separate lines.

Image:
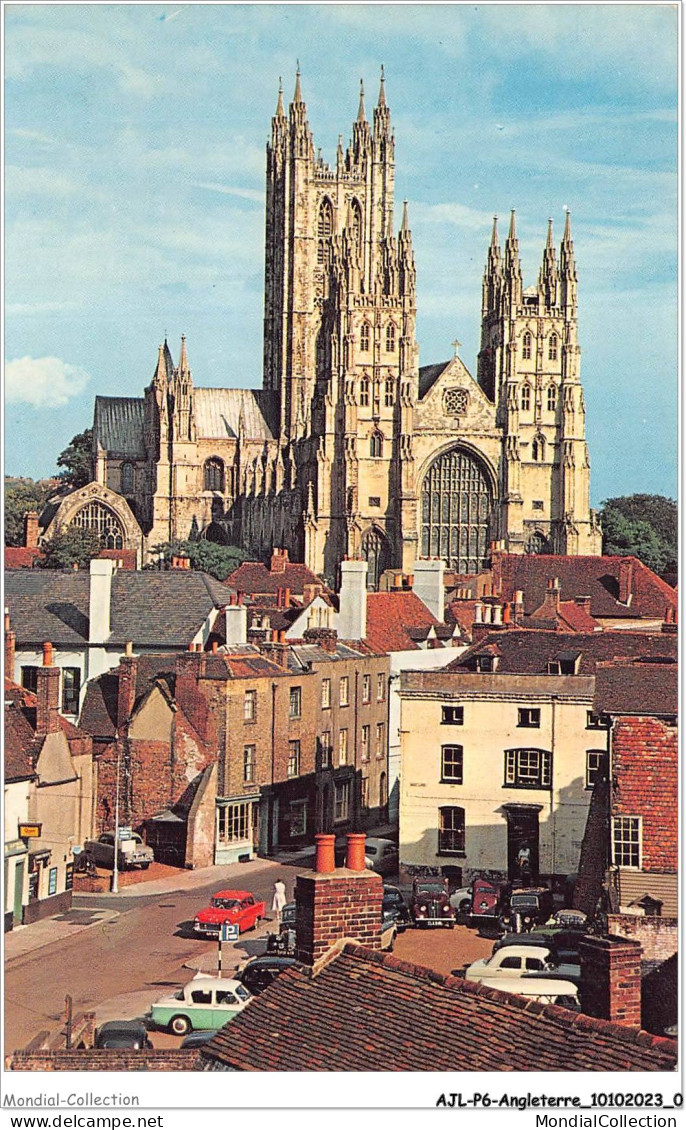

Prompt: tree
xmin=40 ymin=527 xmax=103 ymax=570
xmin=56 ymin=429 xmax=93 ymax=489
xmin=600 ymin=495 xmax=677 ymax=573
xmin=151 ymin=539 xmax=249 ymax=582
xmin=4 ymin=477 xmax=53 ymax=546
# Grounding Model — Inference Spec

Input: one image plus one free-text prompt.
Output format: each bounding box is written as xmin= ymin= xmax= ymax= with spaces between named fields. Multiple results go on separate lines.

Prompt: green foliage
xmin=600 ymin=494 xmax=677 ymax=573
xmin=4 ymin=477 xmax=53 ymax=547
xmin=152 ymin=539 xmax=249 ymax=581
xmin=40 ymin=527 xmax=104 ymax=570
xmin=56 ymin=428 xmax=93 ymax=488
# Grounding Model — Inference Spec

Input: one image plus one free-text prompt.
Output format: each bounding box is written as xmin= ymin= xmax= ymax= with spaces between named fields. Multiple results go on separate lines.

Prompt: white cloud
xmin=5 ymin=356 xmax=90 ymax=407
xmin=192 ymin=182 xmax=264 ymax=203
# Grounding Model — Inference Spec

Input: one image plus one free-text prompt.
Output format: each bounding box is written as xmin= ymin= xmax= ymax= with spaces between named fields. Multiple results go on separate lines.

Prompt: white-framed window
xmin=339 ymin=676 xmax=349 ymax=707
xmin=289 ymin=800 xmax=307 ymax=838
xmin=376 ymin=721 xmax=386 ymax=758
xmin=586 ymin=749 xmax=605 ymax=790
xmin=287 ymin=740 xmax=301 ymax=778
xmin=439 ymin=806 xmax=465 ymax=855
xmin=441 ymin=745 xmax=463 ymax=783
xmin=321 ymin=678 xmax=331 ymax=709
xmin=441 ymin=705 xmax=463 ymax=725
xmin=377 ymin=673 xmax=386 ymax=702
xmin=243 ymin=745 xmax=255 ymax=783
xmin=217 ymin=801 xmax=252 ymax=844
xmin=61 ymin=667 xmax=81 ymax=715
xmin=319 ymin=731 xmax=331 ymax=769
xmin=362 ymin=674 xmax=371 ymax=704
xmin=334 ymin=780 xmax=351 ymax=823
xmin=505 ymin=748 xmax=552 ymax=789
xmin=289 ymin=686 xmax=302 ymax=719
xmin=338 ymin=729 xmax=348 ymax=765
xmin=612 ymin=815 xmax=642 ymax=869
xmin=244 ymin=690 xmax=257 ymax=722
xmin=361 ymin=724 xmax=370 ymax=761
xmin=361 ymin=777 xmax=369 ymax=810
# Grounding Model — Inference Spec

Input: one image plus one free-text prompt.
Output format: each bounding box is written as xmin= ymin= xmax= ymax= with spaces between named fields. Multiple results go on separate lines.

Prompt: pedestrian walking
xmin=272 ymin=878 xmax=287 ymax=925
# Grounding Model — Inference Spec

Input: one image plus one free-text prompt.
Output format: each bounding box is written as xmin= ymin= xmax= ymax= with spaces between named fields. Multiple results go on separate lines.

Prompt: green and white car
xmin=149 ymin=976 xmax=253 ymax=1035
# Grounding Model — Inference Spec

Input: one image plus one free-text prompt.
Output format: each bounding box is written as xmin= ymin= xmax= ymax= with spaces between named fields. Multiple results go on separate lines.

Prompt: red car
xmin=193 ymin=889 xmax=266 ymax=938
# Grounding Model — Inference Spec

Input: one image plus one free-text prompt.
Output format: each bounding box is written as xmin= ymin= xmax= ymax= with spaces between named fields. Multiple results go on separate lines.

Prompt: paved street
xmin=4 ymin=858 xmax=302 ymax=1052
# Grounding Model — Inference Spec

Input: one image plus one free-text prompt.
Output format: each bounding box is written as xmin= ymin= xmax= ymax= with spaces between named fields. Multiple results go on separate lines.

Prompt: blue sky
xmin=4 ymin=3 xmax=678 ymax=504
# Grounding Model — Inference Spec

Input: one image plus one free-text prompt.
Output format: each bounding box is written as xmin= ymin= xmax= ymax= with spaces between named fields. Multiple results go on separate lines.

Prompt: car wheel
xmin=170 ymin=1015 xmax=191 ymax=1036
xmin=459 ymin=899 xmax=471 ymax=914
xmin=140 ymin=863 xmax=150 ymax=871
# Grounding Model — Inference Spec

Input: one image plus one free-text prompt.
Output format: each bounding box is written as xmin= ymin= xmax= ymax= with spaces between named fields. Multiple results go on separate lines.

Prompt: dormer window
xmin=547 ymin=651 xmax=581 ymax=675
xmin=475 ymin=654 xmax=497 ymax=673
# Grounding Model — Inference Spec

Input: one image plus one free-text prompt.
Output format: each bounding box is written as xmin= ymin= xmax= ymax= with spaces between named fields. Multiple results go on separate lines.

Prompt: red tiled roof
xmin=4 ymin=679 xmax=91 ymax=777
xmin=365 ymin=592 xmax=443 ymax=653
xmin=5 ymin=546 xmax=45 ymax=569
xmin=198 ymin=943 xmax=677 ymax=1072
xmin=492 ymin=554 xmax=676 ymax=620
xmin=593 ymin=660 xmax=678 ymax=716
xmin=448 ymin=629 xmax=678 ymax=676
xmin=557 ymin=601 xmax=601 ymax=632
xmin=226 ymin=560 xmax=326 ymax=597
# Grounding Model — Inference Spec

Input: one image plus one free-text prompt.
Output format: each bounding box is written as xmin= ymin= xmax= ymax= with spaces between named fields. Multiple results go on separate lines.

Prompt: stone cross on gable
xmin=452 ymin=339 xmax=462 ymax=358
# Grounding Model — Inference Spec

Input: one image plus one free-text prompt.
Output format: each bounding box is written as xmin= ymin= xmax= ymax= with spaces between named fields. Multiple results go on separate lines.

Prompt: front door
xmin=505 ymin=808 xmax=540 ymax=881
xmin=13 ymin=860 xmax=25 ymax=924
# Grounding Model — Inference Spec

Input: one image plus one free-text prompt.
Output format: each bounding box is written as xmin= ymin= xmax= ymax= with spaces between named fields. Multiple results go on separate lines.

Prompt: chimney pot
xmin=284 ymin=587 xmax=291 ymax=607
xmin=42 ymin=641 xmax=54 ymax=667
xmin=212 ymin=641 xmax=218 ymax=653
xmin=124 ymin=641 xmax=134 ymax=657
xmin=314 ymin=834 xmax=336 ymax=873
xmin=346 ymin=833 xmax=367 ymax=871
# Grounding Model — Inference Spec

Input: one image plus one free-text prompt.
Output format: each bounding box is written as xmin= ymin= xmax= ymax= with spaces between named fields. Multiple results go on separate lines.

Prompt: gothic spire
xmin=357 ymin=78 xmax=366 ymax=122
xmin=559 ymin=210 xmax=577 ymax=315
xmin=401 ymin=199 xmax=410 ymax=233
xmin=546 ymin=216 xmax=554 ymax=249
xmin=503 ymin=209 xmax=522 ymax=305
xmin=178 ymin=334 xmax=190 ymax=377
xmin=378 ymin=64 xmax=386 ymax=107
xmin=275 ymin=77 xmax=285 ymax=118
xmin=490 ymin=215 xmax=500 ymax=249
xmin=153 ymin=343 xmax=168 ymax=387
xmin=538 ymin=218 xmax=558 ymax=308
xmin=293 ymin=63 xmax=303 ymax=104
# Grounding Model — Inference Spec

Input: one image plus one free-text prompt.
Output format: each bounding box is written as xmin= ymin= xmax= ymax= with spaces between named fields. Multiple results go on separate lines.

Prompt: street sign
xmin=220 ymin=922 xmax=239 ymax=944
xmin=118 ymin=826 xmax=133 ymax=840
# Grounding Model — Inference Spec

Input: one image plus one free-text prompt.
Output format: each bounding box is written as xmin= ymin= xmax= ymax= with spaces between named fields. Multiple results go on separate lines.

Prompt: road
xmin=4 ymin=860 xmax=303 ymax=1053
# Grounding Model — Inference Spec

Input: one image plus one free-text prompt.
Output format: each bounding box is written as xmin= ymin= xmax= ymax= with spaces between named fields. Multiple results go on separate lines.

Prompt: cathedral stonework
xmin=45 ymin=71 xmax=601 ymax=584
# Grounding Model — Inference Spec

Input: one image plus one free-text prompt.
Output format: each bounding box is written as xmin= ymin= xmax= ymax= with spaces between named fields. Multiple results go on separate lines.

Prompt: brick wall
xmin=607 ymin=914 xmax=678 ymax=964
xmin=295 ymin=870 xmax=384 ymax=966
xmin=612 ymin=716 xmax=677 ymax=872
xmin=578 ymin=935 xmax=642 ymax=1029
xmin=7 ymin=1049 xmax=197 ymax=1071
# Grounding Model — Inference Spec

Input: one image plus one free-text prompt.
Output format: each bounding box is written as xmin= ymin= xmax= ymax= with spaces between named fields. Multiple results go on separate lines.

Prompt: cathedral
xmin=42 ymin=70 xmax=601 ymax=586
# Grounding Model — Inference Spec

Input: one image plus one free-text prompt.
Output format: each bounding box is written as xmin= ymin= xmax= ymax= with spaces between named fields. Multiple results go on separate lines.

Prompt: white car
xmin=364 ymin=838 xmax=399 ymax=877
xmin=149 ymin=976 xmax=253 ymax=1035
xmin=464 ymin=944 xmax=580 ymax=983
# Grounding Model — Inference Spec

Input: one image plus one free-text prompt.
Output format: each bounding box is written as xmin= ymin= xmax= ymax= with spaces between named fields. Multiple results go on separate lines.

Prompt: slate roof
xmin=492 ymin=554 xmax=677 ymax=620
xmin=194 ymin=388 xmax=278 ymax=440
xmin=227 ymin=560 xmax=325 ymax=597
xmin=447 ymin=629 xmax=678 ymax=676
xmin=593 ymin=660 xmax=678 ymax=717
xmin=5 ymin=570 xmax=230 ymax=648
xmin=198 ymin=943 xmax=677 ymax=1072
xmin=79 ymin=656 xmax=177 ymax=739
xmin=365 ymin=592 xmax=444 ymax=653
xmin=93 ymin=397 xmax=146 ymax=457
xmin=417 ymin=361 xmax=450 ymax=399
xmin=5 ymin=679 xmax=91 ymax=780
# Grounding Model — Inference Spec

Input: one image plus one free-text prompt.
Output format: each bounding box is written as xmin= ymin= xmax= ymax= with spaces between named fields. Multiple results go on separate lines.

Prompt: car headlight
xmin=420 ymin=904 xmax=427 ymax=912
xmin=443 ymin=905 xmax=451 ymax=913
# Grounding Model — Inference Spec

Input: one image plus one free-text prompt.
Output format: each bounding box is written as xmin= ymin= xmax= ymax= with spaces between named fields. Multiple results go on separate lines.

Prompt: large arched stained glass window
xmin=71 ymin=502 xmax=124 ymax=549
xmin=361 ymin=527 xmax=392 ymax=591
xmin=421 ymin=447 xmax=494 ymax=573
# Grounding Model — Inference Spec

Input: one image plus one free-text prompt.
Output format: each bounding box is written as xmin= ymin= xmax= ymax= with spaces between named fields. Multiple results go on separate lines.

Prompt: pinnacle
xmin=490 ymin=215 xmax=499 ymax=248
xmin=357 ymin=78 xmax=366 ymax=122
xmin=293 ymin=63 xmax=302 ymax=104
xmin=401 ymin=199 xmax=410 ymax=233
xmin=276 ymin=77 xmax=285 ymax=118
xmin=378 ymin=64 xmax=387 ymax=107
xmin=563 ymin=209 xmax=572 ymax=241
xmin=508 ymin=209 xmax=517 ymax=240
xmin=546 ymin=217 xmax=554 ymax=248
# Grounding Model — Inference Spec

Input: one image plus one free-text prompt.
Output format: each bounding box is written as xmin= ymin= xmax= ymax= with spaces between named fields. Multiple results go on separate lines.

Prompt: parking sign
xmin=221 ymin=922 xmax=239 ymax=944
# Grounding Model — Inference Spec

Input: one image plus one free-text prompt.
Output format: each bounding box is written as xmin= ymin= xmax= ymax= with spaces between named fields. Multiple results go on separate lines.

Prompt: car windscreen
xmin=365 ymin=846 xmax=378 ymax=856
xmin=511 ymin=895 xmax=538 ymax=909
xmin=417 ymin=884 xmax=445 ymax=895
xmin=211 ymin=898 xmax=239 ymax=909
xmin=235 ymin=984 xmax=251 ymax=1002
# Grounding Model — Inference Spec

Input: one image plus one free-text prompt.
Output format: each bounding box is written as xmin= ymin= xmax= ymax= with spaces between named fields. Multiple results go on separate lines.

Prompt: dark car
xmin=499 ymin=886 xmax=555 ymax=933
xmin=410 ymin=877 xmax=454 ymax=927
xmin=382 ymin=885 xmax=411 ymax=930
xmin=237 ymin=954 xmax=298 ymax=995
xmin=493 ymin=928 xmax=585 ymax=968
xmin=180 ymin=1029 xmax=219 ymax=1049
xmin=94 ymin=1020 xmax=152 ymax=1050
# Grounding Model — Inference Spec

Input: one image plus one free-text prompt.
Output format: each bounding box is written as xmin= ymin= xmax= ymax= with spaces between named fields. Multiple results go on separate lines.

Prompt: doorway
xmin=504 ymin=806 xmax=540 ymax=881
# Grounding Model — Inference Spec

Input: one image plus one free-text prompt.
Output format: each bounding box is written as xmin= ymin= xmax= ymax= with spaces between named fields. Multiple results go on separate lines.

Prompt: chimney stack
xmin=5 ymin=608 xmax=16 ymax=680
xmin=574 ymin=595 xmax=592 ymax=616
xmin=270 ymin=548 xmax=288 ymax=574
xmin=116 ymin=652 xmax=138 ymax=733
xmin=578 ymin=936 xmax=642 ymax=1029
xmin=225 ymin=602 xmax=247 ymax=647
xmin=338 ymin=559 xmax=368 ymax=640
xmin=412 ymin=558 xmax=445 ymax=623
xmin=295 ymin=833 xmax=383 ymax=967
xmin=35 ymin=642 xmax=61 ymax=736
xmin=618 ymin=558 xmax=633 ymax=606
xmin=89 ymin=558 xmax=115 ymax=643
xmin=24 ymin=510 xmax=39 ymax=549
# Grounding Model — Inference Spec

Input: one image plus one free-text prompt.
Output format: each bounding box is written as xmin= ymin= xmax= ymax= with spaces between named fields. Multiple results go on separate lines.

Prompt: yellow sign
xmin=18 ymin=823 xmax=41 ymax=839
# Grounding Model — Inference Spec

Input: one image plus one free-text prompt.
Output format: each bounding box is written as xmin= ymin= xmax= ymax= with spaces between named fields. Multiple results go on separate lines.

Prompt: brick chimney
xmin=574 ymin=595 xmax=592 ymax=616
xmin=338 ymin=559 xmax=368 ymax=640
xmin=270 ymin=548 xmax=288 ymax=574
xmin=578 ymin=935 xmax=642 ymax=1029
xmin=295 ymin=833 xmax=383 ymax=967
xmin=661 ymin=606 xmax=678 ymax=634
xmin=24 ymin=510 xmax=39 ymax=549
xmin=303 ymin=627 xmax=338 ymax=653
xmin=412 ymin=558 xmax=446 ymax=623
xmin=618 ymin=558 xmax=633 ymax=606
xmin=540 ymin=577 xmax=561 ymax=617
xmin=116 ymin=652 xmax=138 ymax=732
xmin=259 ymin=630 xmax=290 ymax=669
xmin=35 ymin=642 xmax=61 ymax=736
xmin=5 ymin=608 xmax=16 ymax=680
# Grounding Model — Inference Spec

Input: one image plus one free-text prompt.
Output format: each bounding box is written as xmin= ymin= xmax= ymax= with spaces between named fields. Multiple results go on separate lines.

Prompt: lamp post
xmin=112 ymin=733 xmax=121 ymax=895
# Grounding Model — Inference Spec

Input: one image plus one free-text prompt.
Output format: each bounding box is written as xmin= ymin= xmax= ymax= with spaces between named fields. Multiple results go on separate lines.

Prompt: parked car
xmin=149 ymin=976 xmax=253 ymax=1035
xmin=410 ymin=877 xmax=454 ymax=927
xmin=193 ymin=889 xmax=266 ymax=938
xmin=494 ymin=929 xmax=584 ymax=970
xmin=498 ymin=886 xmax=555 ymax=933
xmin=381 ymin=909 xmax=398 ymax=951
xmin=382 ymin=885 xmax=411 ymax=930
xmin=82 ymin=832 xmax=154 ymax=871
xmin=94 ymin=1019 xmax=152 ymax=1049
xmin=449 ymin=884 xmax=475 ymax=916
xmin=180 ymin=1029 xmax=217 ymax=1049
xmin=484 ymin=977 xmax=580 ymax=1009
xmin=464 ymin=943 xmax=580 ymax=983
xmin=364 ymin=838 xmax=399 ymax=877
xmin=238 ymin=955 xmax=298 ymax=995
